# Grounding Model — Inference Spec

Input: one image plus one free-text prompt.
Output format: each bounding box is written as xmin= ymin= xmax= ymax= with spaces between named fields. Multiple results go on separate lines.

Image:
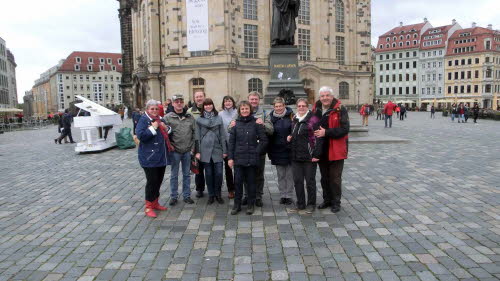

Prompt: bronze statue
xmin=271 ymin=0 xmax=300 ymax=46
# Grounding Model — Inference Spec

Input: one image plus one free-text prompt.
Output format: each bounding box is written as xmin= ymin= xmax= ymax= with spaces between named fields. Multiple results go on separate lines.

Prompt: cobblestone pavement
xmin=0 ymin=112 xmax=499 ymax=281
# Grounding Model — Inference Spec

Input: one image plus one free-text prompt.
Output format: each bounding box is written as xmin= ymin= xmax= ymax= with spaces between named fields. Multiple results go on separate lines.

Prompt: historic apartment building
xmin=444 ymin=25 xmax=500 ymax=109
xmin=419 ymin=21 xmax=462 ymax=108
xmin=0 ymin=37 xmax=18 ymax=109
xmin=29 ymin=52 xmax=124 ymax=117
xmin=376 ymin=20 xmax=499 ymax=109
xmin=117 ymin=0 xmax=373 ymax=109
xmin=374 ymin=20 xmax=432 ymax=108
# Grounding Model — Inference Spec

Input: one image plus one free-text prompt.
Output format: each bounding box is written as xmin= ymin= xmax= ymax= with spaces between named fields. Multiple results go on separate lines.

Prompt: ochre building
xmin=117 ymin=0 xmax=373 ymax=108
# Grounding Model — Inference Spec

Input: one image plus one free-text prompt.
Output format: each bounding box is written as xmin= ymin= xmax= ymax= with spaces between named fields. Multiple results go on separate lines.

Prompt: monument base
xmin=265 ymin=46 xmax=305 ymax=104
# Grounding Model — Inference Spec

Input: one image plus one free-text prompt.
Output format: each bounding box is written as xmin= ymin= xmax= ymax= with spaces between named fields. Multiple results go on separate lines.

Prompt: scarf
xmin=273 ymin=109 xmax=287 ymax=118
xmin=203 ymin=111 xmax=215 ymax=119
xmin=148 ymin=113 xmax=174 ymax=152
xmin=296 ymin=110 xmax=310 ymax=122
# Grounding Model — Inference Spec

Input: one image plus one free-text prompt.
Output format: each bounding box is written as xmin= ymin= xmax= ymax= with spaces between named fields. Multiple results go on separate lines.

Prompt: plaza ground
xmin=0 ymin=112 xmax=499 ymax=281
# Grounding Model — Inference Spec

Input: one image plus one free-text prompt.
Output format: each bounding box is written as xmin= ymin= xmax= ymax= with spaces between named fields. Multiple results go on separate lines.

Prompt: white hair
xmin=146 ymin=99 xmax=159 ymax=109
xmin=319 ymin=86 xmax=338 ymax=98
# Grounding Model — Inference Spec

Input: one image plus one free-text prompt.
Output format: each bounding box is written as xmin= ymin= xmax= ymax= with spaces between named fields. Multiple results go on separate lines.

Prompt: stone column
xmin=117 ymin=0 xmax=134 ymax=113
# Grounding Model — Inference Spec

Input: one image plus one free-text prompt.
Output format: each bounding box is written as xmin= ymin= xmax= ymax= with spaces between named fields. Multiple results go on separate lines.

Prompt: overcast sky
xmin=1 ymin=0 xmax=499 ymax=103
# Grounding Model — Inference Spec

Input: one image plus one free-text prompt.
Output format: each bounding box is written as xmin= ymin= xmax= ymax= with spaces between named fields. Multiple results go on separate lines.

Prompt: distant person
xmin=451 ymin=103 xmax=457 ymax=122
xmin=135 ymin=99 xmax=172 ymax=218
xmin=473 ymin=104 xmax=479 ymax=124
xmin=457 ymin=103 xmax=465 ymax=123
xmin=359 ymin=103 xmax=370 ymax=126
xmin=430 ymin=105 xmax=435 ymax=119
xmin=383 ymin=100 xmax=396 ymax=128
xmin=464 ymin=104 xmax=469 ymax=123
xmin=399 ymin=105 xmax=406 ymax=121
xmin=376 ymin=107 xmax=383 ymax=120
xmin=54 ymin=109 xmax=75 ymax=144
xmin=395 ymin=105 xmax=400 ymax=118
xmin=54 ymin=112 xmax=68 ymax=144
xmin=123 ymin=106 xmax=129 ymax=120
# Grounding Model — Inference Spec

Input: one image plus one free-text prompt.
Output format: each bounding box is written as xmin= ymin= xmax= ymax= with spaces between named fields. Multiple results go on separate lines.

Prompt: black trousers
xmin=223 ymin=158 xmax=235 ymax=192
xmin=195 ymin=162 xmax=205 ymax=192
xmin=243 ymin=154 xmax=265 ymax=199
xmin=292 ymin=161 xmax=317 ymax=207
xmin=57 ymin=128 xmax=74 ymax=143
xmin=143 ymin=166 xmax=166 ymax=202
xmin=318 ymin=160 xmax=344 ymax=206
xmin=234 ymin=166 xmax=256 ymax=206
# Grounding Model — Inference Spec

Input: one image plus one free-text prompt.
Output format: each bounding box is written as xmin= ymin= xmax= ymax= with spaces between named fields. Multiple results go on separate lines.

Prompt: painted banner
xmin=186 ymin=0 xmax=209 ymax=52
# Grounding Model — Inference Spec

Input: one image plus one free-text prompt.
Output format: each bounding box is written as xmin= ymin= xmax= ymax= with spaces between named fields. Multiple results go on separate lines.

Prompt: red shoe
xmin=152 ymin=198 xmax=167 ymax=211
xmin=145 ymin=201 xmax=157 ymax=218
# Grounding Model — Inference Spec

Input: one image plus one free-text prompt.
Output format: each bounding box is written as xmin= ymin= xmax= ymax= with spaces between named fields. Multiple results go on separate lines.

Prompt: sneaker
xmin=184 ymin=197 xmax=195 ymax=204
xmin=255 ymin=198 xmax=263 ymax=207
xmin=241 ymin=197 xmax=248 ymax=205
xmin=169 ymin=198 xmax=178 ymax=206
xmin=306 ymin=205 xmax=315 ymax=214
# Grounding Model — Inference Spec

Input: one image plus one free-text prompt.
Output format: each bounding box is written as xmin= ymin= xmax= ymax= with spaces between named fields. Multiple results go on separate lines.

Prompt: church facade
xmin=117 ymin=0 xmax=373 ymax=108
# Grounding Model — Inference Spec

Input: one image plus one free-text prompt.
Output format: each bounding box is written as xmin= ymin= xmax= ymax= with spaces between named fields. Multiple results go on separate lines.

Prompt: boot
xmin=207 ymin=196 xmax=215 ymax=205
xmin=246 ymin=204 xmax=254 ymax=215
xmin=241 ymin=197 xmax=248 ymax=205
xmin=231 ymin=204 xmax=241 ymax=215
xmin=145 ymin=201 xmax=157 ymax=218
xmin=152 ymin=198 xmax=167 ymax=211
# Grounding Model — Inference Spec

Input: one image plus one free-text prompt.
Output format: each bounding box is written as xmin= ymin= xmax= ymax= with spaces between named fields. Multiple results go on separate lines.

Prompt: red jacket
xmin=359 ymin=105 xmax=369 ymax=116
xmin=383 ymin=102 xmax=396 ymax=116
xmin=312 ymin=100 xmax=349 ymax=161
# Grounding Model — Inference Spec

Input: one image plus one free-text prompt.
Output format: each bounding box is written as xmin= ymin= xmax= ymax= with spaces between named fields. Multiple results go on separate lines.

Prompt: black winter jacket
xmin=228 ymin=116 xmax=268 ymax=166
xmin=268 ymin=107 xmax=294 ymax=165
xmin=290 ymin=111 xmax=323 ymax=162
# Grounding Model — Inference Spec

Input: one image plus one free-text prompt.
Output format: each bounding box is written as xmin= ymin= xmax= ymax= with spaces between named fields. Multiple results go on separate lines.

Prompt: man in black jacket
xmin=55 ymin=109 xmax=75 ymax=144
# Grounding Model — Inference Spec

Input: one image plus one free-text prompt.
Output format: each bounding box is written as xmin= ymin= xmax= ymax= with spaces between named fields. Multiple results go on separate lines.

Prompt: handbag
xmin=190 ymin=155 xmax=200 ymax=174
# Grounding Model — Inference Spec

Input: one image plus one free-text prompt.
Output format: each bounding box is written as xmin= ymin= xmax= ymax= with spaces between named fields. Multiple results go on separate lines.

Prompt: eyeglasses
xmin=149 ymin=108 xmax=159 ymax=110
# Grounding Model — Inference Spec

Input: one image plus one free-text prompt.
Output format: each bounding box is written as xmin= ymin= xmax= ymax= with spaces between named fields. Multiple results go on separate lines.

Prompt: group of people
xmin=135 ymin=87 xmax=350 ymax=218
xmin=450 ymin=103 xmax=480 ymax=123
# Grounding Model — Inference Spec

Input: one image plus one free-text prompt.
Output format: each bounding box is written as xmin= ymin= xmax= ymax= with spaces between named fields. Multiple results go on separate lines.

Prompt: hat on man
xmin=172 ymin=94 xmax=184 ymax=101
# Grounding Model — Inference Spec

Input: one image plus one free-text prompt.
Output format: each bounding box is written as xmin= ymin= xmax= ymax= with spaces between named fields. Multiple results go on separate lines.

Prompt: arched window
xmin=248 ymin=78 xmax=263 ymax=95
xmin=339 ymin=82 xmax=349 ymax=99
xmin=335 ymin=0 xmax=344 ymax=32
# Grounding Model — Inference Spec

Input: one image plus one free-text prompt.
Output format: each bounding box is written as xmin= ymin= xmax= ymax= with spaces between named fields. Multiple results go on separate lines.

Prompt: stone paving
xmin=0 ymin=112 xmax=499 ymax=281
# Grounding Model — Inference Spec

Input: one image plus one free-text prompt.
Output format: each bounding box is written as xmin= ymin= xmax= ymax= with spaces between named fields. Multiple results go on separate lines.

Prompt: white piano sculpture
xmin=73 ymin=95 xmax=122 ymax=153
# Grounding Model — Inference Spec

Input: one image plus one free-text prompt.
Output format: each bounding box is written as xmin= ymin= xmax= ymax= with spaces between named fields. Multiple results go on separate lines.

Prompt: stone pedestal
xmin=265 ymin=46 xmax=306 ymax=104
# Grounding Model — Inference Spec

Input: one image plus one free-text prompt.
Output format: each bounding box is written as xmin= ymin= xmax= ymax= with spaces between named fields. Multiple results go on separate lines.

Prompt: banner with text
xmin=186 ymin=0 xmax=209 ymax=52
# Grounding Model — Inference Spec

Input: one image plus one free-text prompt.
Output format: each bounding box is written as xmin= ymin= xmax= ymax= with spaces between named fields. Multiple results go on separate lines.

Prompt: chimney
xmin=472 ymin=22 xmax=476 ymax=28
xmin=424 ymin=17 xmax=428 ymax=23
xmin=399 ymin=22 xmax=403 ymax=27
xmin=452 ymin=19 xmax=456 ymax=25
xmin=487 ymin=24 xmax=493 ymax=30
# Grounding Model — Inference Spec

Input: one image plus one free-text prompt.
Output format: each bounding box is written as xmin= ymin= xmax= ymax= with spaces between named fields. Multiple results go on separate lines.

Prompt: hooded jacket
xmin=228 ymin=115 xmax=268 ymax=166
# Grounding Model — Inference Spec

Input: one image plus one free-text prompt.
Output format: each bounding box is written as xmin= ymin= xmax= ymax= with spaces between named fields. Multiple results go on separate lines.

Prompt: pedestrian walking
xmin=54 ymin=112 xmax=68 ymax=144
xmin=430 ymin=105 xmax=435 ymax=119
xmin=383 ymin=100 xmax=396 ymax=128
xmin=399 ymin=105 xmax=406 ymax=121
xmin=313 ymin=86 xmax=350 ymax=213
xmin=451 ymin=103 xmax=457 ymax=122
xmin=376 ymin=107 xmax=383 ymax=120
xmin=136 ymin=100 xmax=173 ymax=218
xmin=464 ymin=104 xmax=469 ymax=123
xmin=54 ymin=109 xmax=75 ymax=144
xmin=164 ymin=95 xmax=196 ymax=206
xmin=228 ymin=101 xmax=268 ymax=215
xmin=359 ymin=103 xmax=370 ymax=126
xmin=220 ymin=96 xmax=237 ymax=199
xmin=195 ymin=98 xmax=227 ymax=205
xmin=188 ymin=91 xmax=207 ymax=198
xmin=288 ymin=98 xmax=322 ymax=213
xmin=473 ymin=104 xmax=479 ymax=123
xmin=396 ymin=105 xmax=400 ymax=118
xmin=457 ymin=103 xmax=465 ymax=123
xmin=268 ymin=97 xmax=294 ymax=206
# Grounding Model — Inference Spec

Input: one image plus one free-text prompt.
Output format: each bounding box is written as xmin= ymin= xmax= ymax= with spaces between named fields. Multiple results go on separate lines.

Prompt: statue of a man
xmin=271 ymin=0 xmax=300 ymax=46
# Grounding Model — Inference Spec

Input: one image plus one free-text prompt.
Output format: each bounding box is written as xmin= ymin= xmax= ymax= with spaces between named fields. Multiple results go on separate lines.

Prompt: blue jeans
xmin=384 ymin=115 xmax=392 ymax=127
xmin=451 ymin=114 xmax=455 ymax=121
xmin=170 ymin=151 xmax=191 ymax=199
xmin=204 ymin=160 xmax=223 ymax=197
